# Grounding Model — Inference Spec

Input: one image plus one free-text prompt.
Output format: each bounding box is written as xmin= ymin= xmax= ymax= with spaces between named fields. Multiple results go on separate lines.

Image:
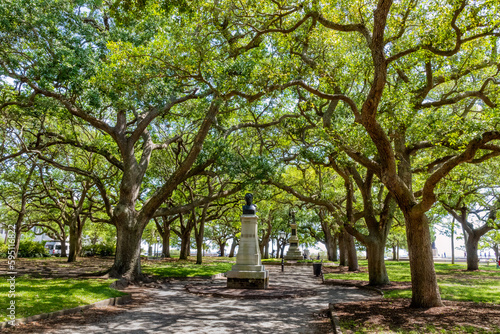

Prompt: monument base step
xmin=285 ymin=248 xmax=304 ymax=260
xmin=227 ymin=276 xmax=269 ymax=289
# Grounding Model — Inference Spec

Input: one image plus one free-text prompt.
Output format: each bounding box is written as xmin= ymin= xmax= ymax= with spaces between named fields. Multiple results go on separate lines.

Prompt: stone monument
xmin=226 ymin=193 xmax=269 ymax=289
xmin=284 ymin=211 xmax=303 ymax=260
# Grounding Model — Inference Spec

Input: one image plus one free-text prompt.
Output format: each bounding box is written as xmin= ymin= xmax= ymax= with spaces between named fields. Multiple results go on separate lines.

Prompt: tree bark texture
xmin=344 ymin=230 xmax=358 ymax=271
xmin=338 ymin=232 xmax=346 ymax=266
xmin=366 ymin=238 xmax=389 ymax=285
xmin=465 ymin=234 xmax=481 ymax=271
xmin=405 ymin=211 xmax=443 ymax=307
xmin=196 ymin=230 xmax=204 ymax=264
xmin=68 ymin=218 xmax=83 ymax=262
xmin=326 ymin=234 xmax=337 ymax=262
xmin=264 ymin=242 xmax=269 ymax=259
xmin=109 ymin=223 xmax=144 ymax=280
xmin=60 ymin=238 xmax=67 ymax=257
xmin=228 ymin=239 xmax=238 ymax=257
xmin=180 ymin=232 xmax=191 ymax=260
xmin=162 ymin=226 xmax=171 ymax=258
xmin=219 ymin=243 xmax=225 ymax=257
xmin=14 ymin=222 xmax=22 ymax=257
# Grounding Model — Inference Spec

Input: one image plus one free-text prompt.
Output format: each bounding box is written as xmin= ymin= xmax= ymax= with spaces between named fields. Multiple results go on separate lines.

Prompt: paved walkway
xmin=44 ymin=266 xmax=379 ymax=334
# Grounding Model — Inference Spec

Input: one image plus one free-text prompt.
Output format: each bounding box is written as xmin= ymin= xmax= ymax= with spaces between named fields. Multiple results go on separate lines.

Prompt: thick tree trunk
xmin=451 ymin=223 xmax=455 ymax=264
xmin=196 ymin=237 xmax=203 ymax=264
xmin=392 ymin=245 xmax=397 ymax=261
xmin=344 ymin=230 xmax=358 ymax=271
xmin=14 ymin=203 xmax=25 ymax=256
xmin=405 ymin=211 xmax=443 ymax=308
xmin=219 ymin=243 xmax=225 ymax=257
xmin=162 ymin=225 xmax=171 ymax=258
xmin=493 ymin=244 xmax=499 ymax=264
xmin=397 ymin=241 xmax=400 ymax=261
xmin=179 ymin=232 xmax=191 ymax=260
xmin=325 ymin=229 xmax=337 ymax=262
xmin=110 ymin=223 xmax=143 ymax=280
xmin=14 ymin=224 xmax=21 ymax=257
xmin=338 ymin=232 xmax=346 ymax=266
xmin=195 ymin=220 xmax=205 ymax=265
xmin=278 ymin=240 xmax=285 ymax=258
xmin=465 ymin=234 xmax=480 ymax=271
xmin=228 ymin=239 xmax=237 ymax=257
xmin=60 ymin=237 xmax=67 ymax=257
xmin=366 ymin=238 xmax=389 ymax=285
xmin=332 ymin=233 xmax=338 ymax=261
xmin=260 ymin=234 xmax=270 ymax=259
xmin=68 ymin=223 xmax=82 ymax=262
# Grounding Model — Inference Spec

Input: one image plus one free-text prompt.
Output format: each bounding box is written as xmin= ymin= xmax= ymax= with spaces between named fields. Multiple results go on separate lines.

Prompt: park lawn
xmin=296 ymin=259 xmax=335 ymax=264
xmin=142 ymin=261 xmax=233 ymax=278
xmin=0 ymin=277 xmax=125 ymax=322
xmin=324 ymin=261 xmax=500 ymax=304
xmin=261 ymin=258 xmax=283 ymax=263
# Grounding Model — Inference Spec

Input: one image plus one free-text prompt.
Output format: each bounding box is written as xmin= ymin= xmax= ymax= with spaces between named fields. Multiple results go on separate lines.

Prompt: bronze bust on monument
xmin=242 ymin=193 xmax=257 ymax=214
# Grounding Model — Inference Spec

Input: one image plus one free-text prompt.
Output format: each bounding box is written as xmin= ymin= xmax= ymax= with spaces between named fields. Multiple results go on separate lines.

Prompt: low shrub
xmin=0 ymin=243 xmax=7 ymax=258
xmin=18 ymin=240 xmax=49 ymax=257
xmin=82 ymin=243 xmax=116 ymax=256
xmin=0 ymin=240 xmax=49 ymax=258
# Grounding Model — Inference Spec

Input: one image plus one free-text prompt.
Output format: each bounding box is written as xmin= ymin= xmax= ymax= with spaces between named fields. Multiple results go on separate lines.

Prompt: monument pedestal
xmin=285 ymin=222 xmax=303 ymax=260
xmin=226 ymin=214 xmax=269 ymax=289
xmin=284 ymin=245 xmax=303 ymax=260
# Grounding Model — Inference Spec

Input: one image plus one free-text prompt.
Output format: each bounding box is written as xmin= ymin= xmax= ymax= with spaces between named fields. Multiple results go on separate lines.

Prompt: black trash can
xmin=313 ymin=262 xmax=322 ymax=277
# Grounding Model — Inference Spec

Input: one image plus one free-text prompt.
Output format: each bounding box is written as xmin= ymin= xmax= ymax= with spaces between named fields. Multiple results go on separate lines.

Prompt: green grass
xmin=261 ymin=258 xmax=283 ymax=263
xmin=296 ymin=259 xmax=334 ymax=263
xmin=324 ymin=260 xmax=500 ymax=303
xmin=142 ymin=261 xmax=233 ymax=278
xmin=208 ymin=256 xmax=236 ymax=263
xmin=0 ymin=277 xmax=125 ymax=322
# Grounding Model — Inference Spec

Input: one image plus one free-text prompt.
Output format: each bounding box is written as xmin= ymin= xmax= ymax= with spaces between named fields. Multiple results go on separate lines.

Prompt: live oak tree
xmin=206 ymin=211 xmax=240 ymax=257
xmin=482 ymin=230 xmax=500 ymax=262
xmin=3 ymin=2 xmax=500 ymax=311
xmin=0 ymin=1 xmax=297 ymax=280
xmin=0 ymin=156 xmax=40 ymax=255
xmin=307 ymin=208 xmax=338 ymax=262
xmin=386 ymin=223 xmax=407 ymax=261
xmin=439 ymin=164 xmax=500 ymax=270
xmin=331 ymin=159 xmax=395 ymax=285
xmin=36 ymin=162 xmax=97 ymax=262
xmin=153 ymin=215 xmax=177 ymax=258
xmin=267 ymin=162 xmax=359 ymax=271
xmin=222 ymin=0 xmax=500 ymax=307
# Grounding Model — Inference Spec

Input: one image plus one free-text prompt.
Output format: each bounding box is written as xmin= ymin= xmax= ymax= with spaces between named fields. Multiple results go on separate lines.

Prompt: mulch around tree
xmin=335 ymin=299 xmax=500 ymax=333
xmin=322 ymin=266 xmax=500 ymax=333
xmin=322 ymin=265 xmax=412 ymax=292
xmin=0 ymin=257 xmax=115 ymax=278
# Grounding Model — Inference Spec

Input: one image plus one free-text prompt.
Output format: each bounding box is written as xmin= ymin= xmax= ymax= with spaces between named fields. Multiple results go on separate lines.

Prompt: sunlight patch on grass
xmin=142 ymin=262 xmax=233 ymax=278
xmin=324 ymin=261 xmax=500 ymax=303
xmin=0 ymin=277 xmax=124 ymax=322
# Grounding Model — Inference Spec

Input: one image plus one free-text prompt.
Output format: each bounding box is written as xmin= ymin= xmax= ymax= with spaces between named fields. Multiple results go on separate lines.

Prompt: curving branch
xmin=43 ymin=132 xmax=124 ymax=170
xmin=314 ymin=12 xmax=372 ymax=45
xmin=222 ymin=114 xmax=300 ymax=138
xmin=35 ymin=154 xmax=114 ymax=218
xmin=265 ymin=179 xmax=337 ymax=212
xmin=153 ymin=184 xmax=242 ymax=217
xmin=416 ymin=131 xmax=500 ymax=213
